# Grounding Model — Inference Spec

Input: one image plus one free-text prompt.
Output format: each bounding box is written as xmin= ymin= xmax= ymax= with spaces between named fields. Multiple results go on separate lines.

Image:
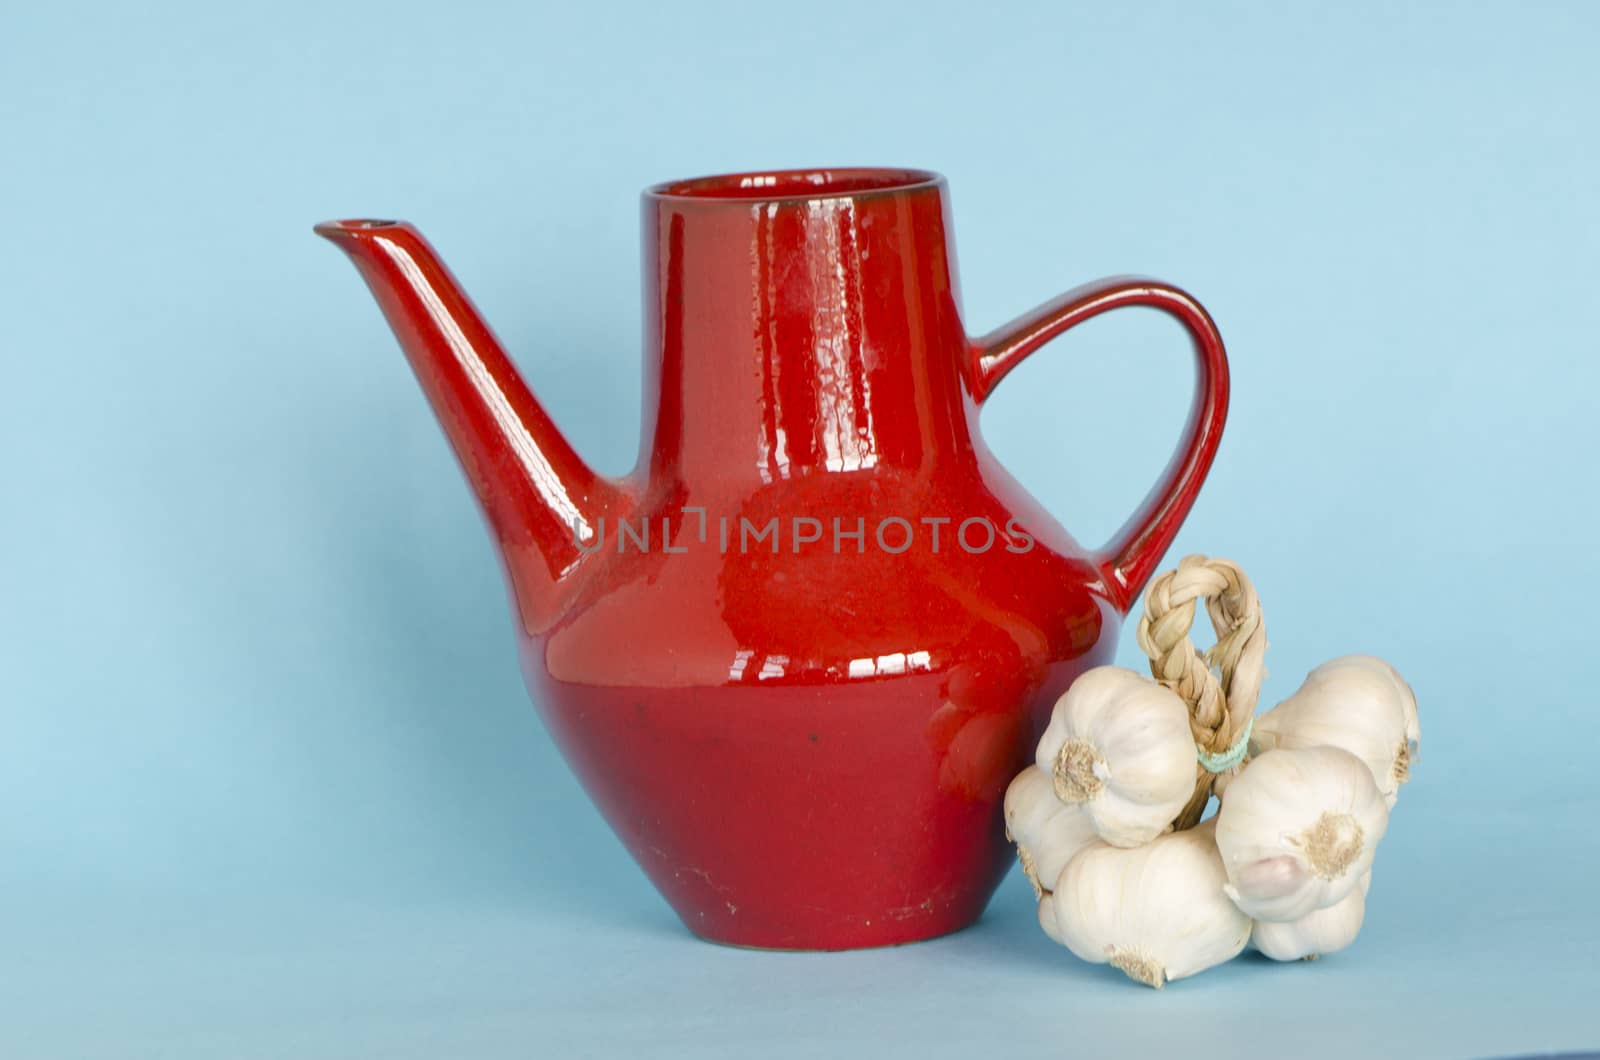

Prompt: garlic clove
xmin=1035 ymin=667 xmax=1197 ymax=848
xmin=1005 ymin=765 xmax=1062 ymax=842
xmin=1231 ymin=854 xmax=1309 ymax=904
xmin=1252 ymin=884 xmax=1366 ymax=961
xmin=1252 ymin=655 xmax=1415 ymax=806
xmin=1053 ymin=819 xmax=1252 ymax=988
xmin=1038 ymin=893 xmax=1065 ymax=944
xmin=1319 ymin=654 xmax=1421 ymax=769
xmin=1215 ymin=746 xmax=1389 ymax=922
xmin=1004 ymin=765 xmax=1099 ymax=897
xmin=1030 ymin=805 xmax=1100 ymax=896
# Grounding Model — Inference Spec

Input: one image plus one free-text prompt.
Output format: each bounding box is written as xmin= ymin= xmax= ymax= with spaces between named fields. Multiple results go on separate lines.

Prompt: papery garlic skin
xmin=1035 ymin=667 xmax=1196 ymax=847
xmin=1252 ymin=655 xmax=1416 ymax=806
xmin=1252 ymin=884 xmax=1366 ymax=961
xmin=1049 ymin=819 xmax=1251 ymax=988
xmin=1215 ymin=747 xmax=1389 ymax=922
xmin=1003 ymin=765 xmax=1099 ymax=896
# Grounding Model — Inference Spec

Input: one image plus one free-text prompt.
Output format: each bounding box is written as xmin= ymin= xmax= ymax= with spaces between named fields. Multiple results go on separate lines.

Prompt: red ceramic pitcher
xmin=316 ymin=167 xmax=1228 ymax=950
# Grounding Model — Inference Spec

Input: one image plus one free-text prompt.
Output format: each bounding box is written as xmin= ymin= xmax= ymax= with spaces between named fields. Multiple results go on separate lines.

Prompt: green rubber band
xmin=1197 ymin=716 xmax=1252 ymax=773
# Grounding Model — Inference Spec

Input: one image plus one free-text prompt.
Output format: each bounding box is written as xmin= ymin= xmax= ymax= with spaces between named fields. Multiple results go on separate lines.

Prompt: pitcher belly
xmin=524 ymin=637 xmax=1114 ymax=949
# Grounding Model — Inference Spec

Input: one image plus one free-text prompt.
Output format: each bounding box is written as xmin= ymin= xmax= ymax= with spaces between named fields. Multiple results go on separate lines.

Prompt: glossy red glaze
xmin=315 ymin=168 xmax=1228 ymax=950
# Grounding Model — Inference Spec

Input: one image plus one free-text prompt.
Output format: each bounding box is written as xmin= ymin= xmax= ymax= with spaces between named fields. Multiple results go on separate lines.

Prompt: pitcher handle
xmin=971 ymin=276 xmax=1230 ymax=613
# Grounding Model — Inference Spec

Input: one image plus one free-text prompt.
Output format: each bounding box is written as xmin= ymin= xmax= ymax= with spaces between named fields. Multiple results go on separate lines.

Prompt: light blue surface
xmin=3 ymin=1 xmax=1597 ymax=1055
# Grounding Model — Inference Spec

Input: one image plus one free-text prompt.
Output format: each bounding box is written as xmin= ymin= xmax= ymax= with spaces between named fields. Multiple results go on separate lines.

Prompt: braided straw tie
xmin=1134 ymin=555 xmax=1267 ymax=831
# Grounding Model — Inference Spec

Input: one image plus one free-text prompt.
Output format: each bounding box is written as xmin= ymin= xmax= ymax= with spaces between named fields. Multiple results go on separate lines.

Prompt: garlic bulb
xmin=1252 ymin=655 xmax=1416 ymax=805
xmin=1215 ymin=746 xmax=1389 ymax=922
xmin=1003 ymin=765 xmax=1099 ymax=896
xmin=1048 ymin=820 xmax=1251 ymax=988
xmin=1252 ymin=884 xmax=1366 ymax=961
xmin=1035 ymin=667 xmax=1196 ymax=847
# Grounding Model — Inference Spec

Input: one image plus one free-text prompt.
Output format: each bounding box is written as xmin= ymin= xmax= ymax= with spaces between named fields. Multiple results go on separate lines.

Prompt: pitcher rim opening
xmin=646 ymin=167 xmax=944 ymax=204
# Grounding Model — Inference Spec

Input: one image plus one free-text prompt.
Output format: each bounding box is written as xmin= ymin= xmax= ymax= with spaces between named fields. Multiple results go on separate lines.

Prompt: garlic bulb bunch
xmin=1035 ymin=667 xmax=1196 ymax=847
xmin=1251 ymin=884 xmax=1365 ymax=961
xmin=1048 ymin=820 xmax=1251 ymax=988
xmin=1006 ymin=555 xmax=1416 ymax=986
xmin=1215 ymin=746 xmax=1389 ymax=921
xmin=1252 ymin=655 xmax=1418 ymax=805
xmin=1003 ymin=765 xmax=1099 ymax=898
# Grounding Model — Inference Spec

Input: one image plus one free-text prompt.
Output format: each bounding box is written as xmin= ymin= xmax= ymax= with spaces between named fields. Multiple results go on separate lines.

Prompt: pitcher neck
xmin=637 ymin=170 xmax=977 ymax=488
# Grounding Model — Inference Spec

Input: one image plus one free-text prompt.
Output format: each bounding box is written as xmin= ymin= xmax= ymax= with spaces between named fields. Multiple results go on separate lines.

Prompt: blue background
xmin=4 ymin=1 xmax=1596 ymax=1055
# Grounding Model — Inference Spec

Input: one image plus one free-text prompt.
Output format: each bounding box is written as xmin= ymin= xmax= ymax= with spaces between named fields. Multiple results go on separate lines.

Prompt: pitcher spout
xmin=315 ymin=219 xmax=626 ymax=633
